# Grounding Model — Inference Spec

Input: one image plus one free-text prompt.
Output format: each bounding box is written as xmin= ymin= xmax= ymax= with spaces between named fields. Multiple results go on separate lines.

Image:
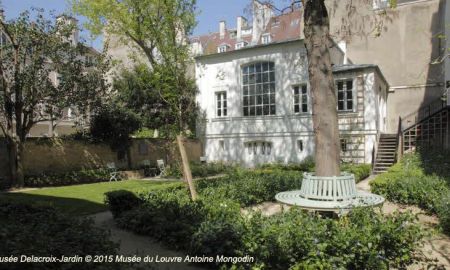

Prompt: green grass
xmin=0 ymin=180 xmax=181 ymax=216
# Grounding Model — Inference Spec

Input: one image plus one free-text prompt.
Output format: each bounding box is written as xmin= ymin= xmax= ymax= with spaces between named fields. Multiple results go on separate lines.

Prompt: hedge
xmin=106 ymin=169 xmax=426 ymax=269
xmin=370 ymin=149 xmax=450 ymax=234
xmin=0 ymin=202 xmax=124 ymax=270
xmin=24 ymin=168 xmax=110 ymax=187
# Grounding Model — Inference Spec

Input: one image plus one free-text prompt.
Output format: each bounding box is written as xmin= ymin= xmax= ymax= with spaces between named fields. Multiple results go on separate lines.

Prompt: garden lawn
xmin=0 ymin=180 xmax=181 ymax=216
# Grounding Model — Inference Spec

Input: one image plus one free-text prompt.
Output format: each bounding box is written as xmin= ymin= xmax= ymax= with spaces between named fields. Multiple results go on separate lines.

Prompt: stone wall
xmin=0 ymin=138 xmax=202 ymax=178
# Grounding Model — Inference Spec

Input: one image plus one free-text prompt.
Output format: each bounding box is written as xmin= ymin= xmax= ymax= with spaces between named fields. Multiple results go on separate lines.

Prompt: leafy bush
xmin=106 ymin=188 xmax=425 ymax=269
xmin=197 ymin=169 xmax=302 ymax=206
xmin=164 ymin=161 xmax=236 ymax=179
xmin=370 ymin=151 xmax=450 ymax=233
xmin=24 ymin=168 xmax=110 ymax=187
xmin=259 ymin=159 xmax=370 ymax=182
xmin=104 ymin=190 xmax=142 ymax=218
xmin=105 ymin=168 xmax=426 ymax=269
xmin=0 ymin=202 xmax=120 ymax=270
xmin=341 ymin=163 xmax=371 ymax=183
xmin=244 ymin=208 xmax=425 ymax=270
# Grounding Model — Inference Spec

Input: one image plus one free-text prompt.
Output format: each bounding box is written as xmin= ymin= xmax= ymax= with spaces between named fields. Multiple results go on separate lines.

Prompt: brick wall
xmin=0 ymin=138 xmax=202 ymax=177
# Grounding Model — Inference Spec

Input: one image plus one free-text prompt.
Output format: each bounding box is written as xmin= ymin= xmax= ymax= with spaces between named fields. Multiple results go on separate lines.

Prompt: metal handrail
xmin=401 ymin=92 xmax=448 ymax=131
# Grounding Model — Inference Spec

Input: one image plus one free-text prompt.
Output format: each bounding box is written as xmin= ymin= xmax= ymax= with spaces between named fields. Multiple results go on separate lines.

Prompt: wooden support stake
xmin=177 ymin=135 xmax=198 ymax=200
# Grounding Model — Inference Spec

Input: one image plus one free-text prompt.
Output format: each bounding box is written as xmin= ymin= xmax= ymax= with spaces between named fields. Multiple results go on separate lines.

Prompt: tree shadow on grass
xmin=0 ymin=192 xmax=108 ymax=216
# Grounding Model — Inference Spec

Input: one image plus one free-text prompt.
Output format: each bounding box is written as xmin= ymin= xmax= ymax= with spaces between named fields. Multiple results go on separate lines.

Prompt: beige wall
xmin=327 ymin=0 xmax=446 ymax=132
xmin=0 ymin=138 xmax=202 ymax=178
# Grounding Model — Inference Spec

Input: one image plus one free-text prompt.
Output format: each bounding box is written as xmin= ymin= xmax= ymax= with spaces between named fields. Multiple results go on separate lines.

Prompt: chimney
xmin=237 ymin=16 xmax=247 ymax=40
xmin=219 ymin=21 xmax=226 ymax=39
xmin=56 ymin=15 xmax=79 ymax=46
xmin=338 ymin=40 xmax=348 ymax=64
xmin=0 ymin=9 xmax=4 ymax=22
xmin=252 ymin=0 xmax=274 ymax=44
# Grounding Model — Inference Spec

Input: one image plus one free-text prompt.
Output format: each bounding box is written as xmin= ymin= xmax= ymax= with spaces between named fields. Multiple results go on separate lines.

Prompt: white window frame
xmin=261 ymin=33 xmax=271 ymax=44
xmin=335 ymin=78 xmax=356 ymax=112
xmin=242 ymin=61 xmax=276 ymax=117
xmin=293 ymin=84 xmax=309 ymax=114
xmin=235 ymin=41 xmax=247 ymax=50
xmin=373 ymin=0 xmax=390 ymax=9
xmin=215 ymin=91 xmax=227 ymax=117
xmin=218 ymin=45 xmax=228 ymax=53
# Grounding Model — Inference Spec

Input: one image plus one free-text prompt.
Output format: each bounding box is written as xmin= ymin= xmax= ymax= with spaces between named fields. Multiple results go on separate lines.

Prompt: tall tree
xmin=0 ymin=9 xmax=109 ymax=187
xmin=302 ymin=0 xmax=340 ymax=177
xmin=72 ymin=0 xmax=199 ymax=199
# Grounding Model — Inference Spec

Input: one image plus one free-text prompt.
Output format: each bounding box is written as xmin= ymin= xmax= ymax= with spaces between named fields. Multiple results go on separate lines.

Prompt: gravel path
xmin=89 ymin=211 xmax=205 ymax=270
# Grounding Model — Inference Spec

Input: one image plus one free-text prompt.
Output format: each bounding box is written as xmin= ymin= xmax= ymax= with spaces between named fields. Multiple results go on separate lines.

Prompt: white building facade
xmin=195 ymin=39 xmax=388 ymax=167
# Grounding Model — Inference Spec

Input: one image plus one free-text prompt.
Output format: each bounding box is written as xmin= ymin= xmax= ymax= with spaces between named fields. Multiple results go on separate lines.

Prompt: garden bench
xmin=276 ymin=172 xmax=384 ymax=213
xmin=106 ymin=162 xmax=121 ymax=182
xmin=157 ymin=159 xmax=166 ymax=177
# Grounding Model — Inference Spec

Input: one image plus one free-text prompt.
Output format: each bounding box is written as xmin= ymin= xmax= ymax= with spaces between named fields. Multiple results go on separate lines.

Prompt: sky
xmin=0 ymin=0 xmax=292 ymax=50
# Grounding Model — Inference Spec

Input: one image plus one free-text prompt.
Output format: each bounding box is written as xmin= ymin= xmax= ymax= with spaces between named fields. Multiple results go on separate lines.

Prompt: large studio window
xmin=242 ymin=62 xmax=275 ymax=116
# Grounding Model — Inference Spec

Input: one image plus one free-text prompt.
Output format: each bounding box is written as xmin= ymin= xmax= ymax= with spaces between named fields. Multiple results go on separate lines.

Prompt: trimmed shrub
xmin=341 ymin=163 xmax=371 ymax=183
xmin=164 ymin=161 xmax=236 ymax=179
xmin=105 ymin=169 xmax=426 ymax=269
xmin=24 ymin=168 xmax=110 ymax=187
xmin=104 ymin=190 xmax=142 ymax=218
xmin=370 ymin=151 xmax=450 ymax=234
xmin=0 ymin=202 xmax=121 ymax=270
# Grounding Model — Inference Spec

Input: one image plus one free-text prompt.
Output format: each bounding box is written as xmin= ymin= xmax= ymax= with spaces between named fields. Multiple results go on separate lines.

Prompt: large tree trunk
xmin=303 ymin=0 xmax=341 ymax=177
xmin=7 ymin=137 xmax=24 ymax=188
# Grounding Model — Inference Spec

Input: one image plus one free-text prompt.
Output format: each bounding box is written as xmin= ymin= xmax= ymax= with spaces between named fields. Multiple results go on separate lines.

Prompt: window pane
xmin=256 ymin=73 xmax=262 ymax=83
xmin=256 ymin=63 xmax=261 ymax=73
xmin=223 ymin=109 xmax=227 ymax=116
xmin=294 ymin=86 xmax=299 ymax=95
xmin=338 ymin=101 xmax=344 ymax=110
xmin=249 ymin=85 xmax=255 ymax=95
xmin=294 ymin=95 xmax=299 ymax=104
xmin=249 ymin=74 xmax=255 ymax=84
xmin=256 ymin=106 xmax=262 ymax=115
xmin=346 ymin=80 xmax=353 ymax=90
xmin=262 ymin=62 xmax=268 ymax=71
xmin=250 ymin=107 xmax=255 ymax=115
xmin=263 ymin=73 xmax=268 ymax=82
xmin=249 ymin=96 xmax=255 ymax=105
xmin=257 ymin=95 xmax=262 ymax=105
xmin=269 ymin=72 xmax=275 ymax=82
xmin=217 ymin=110 xmax=221 ymax=116
xmin=302 ymin=104 xmax=308 ymax=112
xmin=243 ymin=96 xmax=249 ymax=106
xmin=270 ymin=105 xmax=276 ymax=115
xmin=294 ymin=105 xmax=299 ymax=113
xmin=263 ymin=105 xmax=270 ymax=115
xmin=269 ymin=62 xmax=274 ymax=71
xmin=256 ymin=84 xmax=262 ymax=94
xmin=347 ymin=90 xmax=352 ymax=100
xmin=249 ymin=65 xmax=255 ymax=74
xmin=243 ymin=75 xmax=248 ymax=84
xmin=243 ymin=107 xmax=249 ymax=116
xmin=302 ymin=85 xmax=307 ymax=94
xmin=243 ymin=86 xmax=248 ymax=95
xmin=347 ymin=101 xmax=353 ymax=110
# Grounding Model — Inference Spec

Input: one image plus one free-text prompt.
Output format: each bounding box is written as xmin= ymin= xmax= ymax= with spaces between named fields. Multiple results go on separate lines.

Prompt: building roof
xmin=332 ymin=64 xmax=389 ymax=86
xmin=191 ymin=8 xmax=302 ymax=55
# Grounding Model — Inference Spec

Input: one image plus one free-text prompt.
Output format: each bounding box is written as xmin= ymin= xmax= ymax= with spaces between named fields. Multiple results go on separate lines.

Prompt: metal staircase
xmin=398 ymin=89 xmax=450 ymax=158
xmin=373 ymin=134 xmax=397 ymax=174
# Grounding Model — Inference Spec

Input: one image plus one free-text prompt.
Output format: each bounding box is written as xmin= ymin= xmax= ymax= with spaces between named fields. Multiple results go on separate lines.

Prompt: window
xmin=297 ymin=140 xmax=303 ymax=152
xmin=293 ymin=84 xmax=308 ymax=113
xmin=261 ymin=34 xmax=271 ymax=44
xmin=219 ymin=140 xmax=225 ymax=151
xmin=340 ymin=138 xmax=348 ymax=152
xmin=373 ymin=0 xmax=389 ymax=9
xmin=246 ymin=141 xmax=272 ymax=155
xmin=235 ymin=42 xmax=247 ymax=50
xmin=336 ymin=79 xmax=354 ymax=112
xmin=215 ymin=91 xmax=227 ymax=117
xmin=242 ymin=62 xmax=276 ymax=116
xmin=218 ymin=45 xmax=228 ymax=53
